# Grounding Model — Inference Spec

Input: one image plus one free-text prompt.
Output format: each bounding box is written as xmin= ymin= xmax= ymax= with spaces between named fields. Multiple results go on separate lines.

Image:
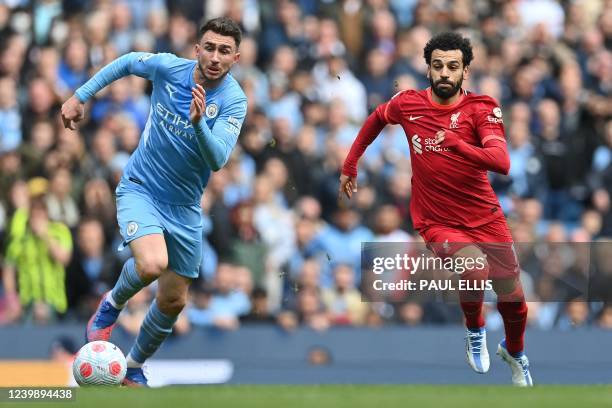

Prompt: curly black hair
xmin=423 ymin=32 xmax=474 ymax=67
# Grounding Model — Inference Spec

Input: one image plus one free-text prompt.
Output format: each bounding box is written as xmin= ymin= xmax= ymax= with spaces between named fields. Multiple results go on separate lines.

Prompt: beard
xmin=198 ymin=61 xmax=207 ymax=80
xmin=430 ymin=76 xmax=463 ymax=99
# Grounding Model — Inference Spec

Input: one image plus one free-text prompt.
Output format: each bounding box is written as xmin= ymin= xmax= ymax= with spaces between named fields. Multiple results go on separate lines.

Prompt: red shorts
xmin=417 ymin=216 xmax=519 ymax=279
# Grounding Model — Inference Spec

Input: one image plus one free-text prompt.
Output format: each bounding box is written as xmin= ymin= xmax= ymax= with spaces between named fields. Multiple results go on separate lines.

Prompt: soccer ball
xmin=72 ymin=341 xmax=127 ymax=386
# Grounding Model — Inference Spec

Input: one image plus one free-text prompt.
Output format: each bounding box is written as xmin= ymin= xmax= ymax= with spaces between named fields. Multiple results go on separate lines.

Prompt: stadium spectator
xmin=278 ymin=286 xmax=330 ymax=332
xmin=46 ymin=168 xmax=80 ymax=229
xmin=310 ymin=205 xmax=373 ymax=288
xmin=58 ymin=38 xmax=89 ymax=93
xmin=322 ymin=263 xmax=368 ymax=325
xmin=0 ymin=75 xmax=21 ymax=153
xmin=65 ymin=217 xmax=121 ymax=319
xmin=227 ymin=200 xmax=266 ymax=285
xmin=186 ymin=263 xmax=251 ymax=330
xmin=372 ymin=205 xmax=412 ymax=242
xmin=597 ymin=304 xmax=612 ymax=329
xmin=395 ymin=302 xmax=424 ymax=327
xmin=556 ymin=297 xmax=591 ymax=330
xmin=252 ymin=173 xmax=295 ymax=308
xmin=2 ymin=194 xmax=72 ymax=323
xmin=312 ymin=48 xmax=367 ymax=122
xmin=240 ymin=287 xmax=276 ymax=324
xmin=81 ymin=178 xmax=118 ymax=242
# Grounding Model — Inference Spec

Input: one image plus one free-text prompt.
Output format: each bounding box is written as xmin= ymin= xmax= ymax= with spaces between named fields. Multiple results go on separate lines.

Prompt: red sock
xmin=461 ymin=301 xmax=485 ymax=329
xmin=459 ymin=265 xmax=487 ymax=330
xmin=496 ymin=282 xmax=528 ymax=355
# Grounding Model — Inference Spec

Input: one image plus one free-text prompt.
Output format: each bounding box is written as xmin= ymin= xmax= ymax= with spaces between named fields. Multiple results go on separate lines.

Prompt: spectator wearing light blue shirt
xmin=0 ymin=76 xmax=22 ymax=153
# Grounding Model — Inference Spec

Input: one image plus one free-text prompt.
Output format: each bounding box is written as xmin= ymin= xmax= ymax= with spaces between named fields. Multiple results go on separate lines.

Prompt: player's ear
xmin=463 ymin=65 xmax=469 ymax=81
xmin=194 ymin=43 xmax=200 ymax=57
xmin=233 ymin=51 xmax=240 ymax=64
xmin=426 ymin=66 xmax=431 ymax=79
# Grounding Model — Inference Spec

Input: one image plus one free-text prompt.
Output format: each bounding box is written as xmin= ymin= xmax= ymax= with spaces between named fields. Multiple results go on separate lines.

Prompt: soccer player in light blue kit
xmin=60 ymin=17 xmax=247 ymax=386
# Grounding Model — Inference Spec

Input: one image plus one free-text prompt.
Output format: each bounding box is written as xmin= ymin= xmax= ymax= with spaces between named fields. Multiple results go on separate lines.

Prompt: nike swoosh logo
xmin=409 ymin=115 xmax=424 ymax=121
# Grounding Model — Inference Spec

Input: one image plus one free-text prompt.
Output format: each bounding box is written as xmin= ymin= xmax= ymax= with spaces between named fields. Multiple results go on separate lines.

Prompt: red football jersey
xmin=378 ymin=88 xmax=507 ymax=230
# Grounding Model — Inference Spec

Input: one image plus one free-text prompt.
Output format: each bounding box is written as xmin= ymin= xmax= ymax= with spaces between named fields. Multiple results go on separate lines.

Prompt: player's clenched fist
xmin=190 ymin=84 xmax=206 ymax=124
xmin=433 ymin=129 xmax=460 ymax=148
xmin=60 ymin=95 xmax=85 ymax=130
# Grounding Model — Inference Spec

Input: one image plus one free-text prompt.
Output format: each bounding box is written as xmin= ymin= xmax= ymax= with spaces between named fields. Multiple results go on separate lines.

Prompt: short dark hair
xmin=423 ymin=32 xmax=474 ymax=67
xmin=199 ymin=17 xmax=242 ymax=48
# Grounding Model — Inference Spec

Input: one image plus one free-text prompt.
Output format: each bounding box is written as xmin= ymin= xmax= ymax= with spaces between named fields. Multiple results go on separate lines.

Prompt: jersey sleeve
xmin=75 ymin=52 xmax=173 ymax=103
xmin=377 ymin=90 xmax=405 ymax=125
xmin=473 ymin=98 xmax=506 ymax=145
xmin=194 ymin=97 xmax=248 ymax=171
xmin=124 ymin=52 xmax=174 ymax=81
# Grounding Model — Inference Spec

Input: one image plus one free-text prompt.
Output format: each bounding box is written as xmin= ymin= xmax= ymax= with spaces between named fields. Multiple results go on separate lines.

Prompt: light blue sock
xmin=110 ymin=258 xmax=145 ymax=306
xmin=127 ymin=299 xmax=178 ymax=364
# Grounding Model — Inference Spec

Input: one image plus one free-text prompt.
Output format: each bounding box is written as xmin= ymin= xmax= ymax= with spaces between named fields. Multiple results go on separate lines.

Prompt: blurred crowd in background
xmin=0 ymin=0 xmax=611 ymax=335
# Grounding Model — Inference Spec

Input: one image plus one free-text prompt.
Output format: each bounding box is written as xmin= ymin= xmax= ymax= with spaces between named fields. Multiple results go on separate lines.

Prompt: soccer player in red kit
xmin=340 ymin=32 xmax=533 ymax=386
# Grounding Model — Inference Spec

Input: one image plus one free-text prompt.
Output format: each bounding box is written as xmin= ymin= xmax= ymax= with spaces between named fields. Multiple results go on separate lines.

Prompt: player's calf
xmin=156 ymin=294 xmax=187 ymax=316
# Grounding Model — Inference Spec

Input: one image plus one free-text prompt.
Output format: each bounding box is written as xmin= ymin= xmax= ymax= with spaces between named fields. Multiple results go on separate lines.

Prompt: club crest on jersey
xmin=206 ymin=103 xmax=219 ymax=118
xmin=127 ymin=222 xmax=138 ymax=237
xmin=450 ymin=111 xmax=461 ymax=129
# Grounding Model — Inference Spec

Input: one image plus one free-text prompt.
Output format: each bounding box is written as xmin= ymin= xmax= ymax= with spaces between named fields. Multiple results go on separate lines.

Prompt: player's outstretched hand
xmin=60 ymin=95 xmax=85 ymax=130
xmin=338 ymin=173 xmax=358 ymax=200
xmin=190 ymin=84 xmax=206 ymax=124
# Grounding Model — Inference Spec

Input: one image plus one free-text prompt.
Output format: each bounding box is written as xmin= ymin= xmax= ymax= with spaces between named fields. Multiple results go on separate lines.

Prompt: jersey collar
xmin=426 ymin=87 xmax=465 ymax=110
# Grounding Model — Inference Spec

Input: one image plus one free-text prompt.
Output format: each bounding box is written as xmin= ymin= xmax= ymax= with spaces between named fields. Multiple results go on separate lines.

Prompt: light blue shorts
xmin=116 ymin=178 xmax=202 ymax=279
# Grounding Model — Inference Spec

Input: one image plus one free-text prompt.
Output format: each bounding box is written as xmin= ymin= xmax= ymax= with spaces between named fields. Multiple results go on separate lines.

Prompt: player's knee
xmin=156 ymin=293 xmax=186 ymax=316
xmin=493 ymin=278 xmax=525 ymax=303
xmin=135 ymin=254 xmax=168 ymax=282
xmin=492 ymin=278 xmax=515 ymax=295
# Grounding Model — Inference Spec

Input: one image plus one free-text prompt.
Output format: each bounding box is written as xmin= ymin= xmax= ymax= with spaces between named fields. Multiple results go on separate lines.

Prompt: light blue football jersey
xmin=76 ymin=52 xmax=247 ymax=205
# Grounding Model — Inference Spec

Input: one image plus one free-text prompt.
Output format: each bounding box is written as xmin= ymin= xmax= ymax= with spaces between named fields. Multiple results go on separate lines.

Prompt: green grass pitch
xmin=3 ymin=385 xmax=611 ymax=408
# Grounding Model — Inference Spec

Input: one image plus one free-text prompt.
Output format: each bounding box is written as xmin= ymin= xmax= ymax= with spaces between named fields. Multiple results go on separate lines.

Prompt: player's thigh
xmin=129 ymin=234 xmax=169 ymax=281
xmin=467 ymin=217 xmax=519 ymax=281
xmin=419 ymin=225 xmax=488 ymax=284
xmin=116 ymin=185 xmax=168 ymax=280
xmin=160 ymin=202 xmax=203 ymax=280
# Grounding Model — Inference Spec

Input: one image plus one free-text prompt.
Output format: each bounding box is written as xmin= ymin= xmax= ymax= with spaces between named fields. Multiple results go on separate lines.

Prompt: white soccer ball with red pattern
xmin=72 ymin=341 xmax=127 ymax=386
